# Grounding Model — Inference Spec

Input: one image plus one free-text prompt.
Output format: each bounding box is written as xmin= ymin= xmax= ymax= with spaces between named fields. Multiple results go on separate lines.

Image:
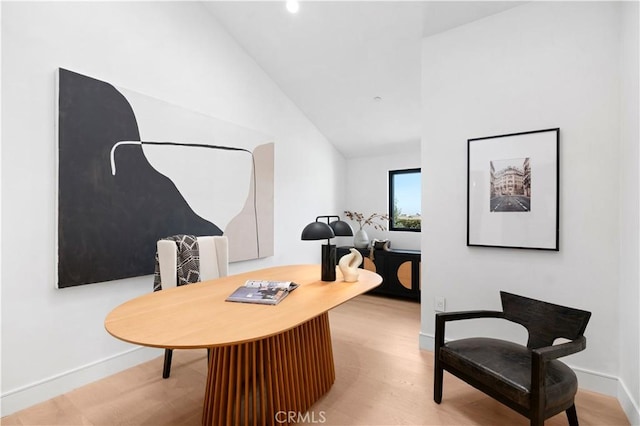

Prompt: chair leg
xmin=566 ymin=404 xmax=579 ymax=426
xmin=434 ymin=316 xmax=445 ymax=404
xmin=433 ymin=361 xmax=443 ymax=403
xmin=162 ymin=349 xmax=173 ymax=379
xmin=207 ymin=348 xmax=211 ymax=363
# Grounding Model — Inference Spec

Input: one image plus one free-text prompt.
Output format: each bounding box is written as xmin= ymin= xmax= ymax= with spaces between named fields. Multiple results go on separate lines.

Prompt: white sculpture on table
xmin=338 ymin=248 xmax=363 ymax=282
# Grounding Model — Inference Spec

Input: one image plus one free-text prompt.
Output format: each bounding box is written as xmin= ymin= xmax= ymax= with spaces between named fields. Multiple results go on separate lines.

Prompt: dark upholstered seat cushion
xmin=440 ymin=337 xmax=577 ymax=412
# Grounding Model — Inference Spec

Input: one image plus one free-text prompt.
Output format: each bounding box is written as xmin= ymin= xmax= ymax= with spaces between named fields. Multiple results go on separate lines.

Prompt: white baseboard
xmin=419 ymin=330 xmax=435 ymax=351
xmin=618 ymin=378 xmax=640 ymax=426
xmin=418 ymin=332 xmax=622 ymax=398
xmin=571 ymin=365 xmax=619 ymax=397
xmin=0 ymin=346 xmax=162 ymax=417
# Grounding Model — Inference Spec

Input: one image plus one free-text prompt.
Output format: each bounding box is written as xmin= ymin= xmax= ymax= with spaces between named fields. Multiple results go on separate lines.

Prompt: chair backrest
xmin=157 ymin=236 xmax=228 ymax=289
xmin=500 ymin=291 xmax=591 ymax=349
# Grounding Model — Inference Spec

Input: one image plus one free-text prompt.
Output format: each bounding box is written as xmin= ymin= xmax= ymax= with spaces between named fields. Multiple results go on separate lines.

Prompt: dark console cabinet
xmin=337 ymin=247 xmax=421 ymax=301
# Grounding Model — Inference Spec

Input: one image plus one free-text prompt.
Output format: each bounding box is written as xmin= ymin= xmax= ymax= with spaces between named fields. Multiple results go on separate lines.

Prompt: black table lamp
xmin=301 ymin=215 xmax=353 ymax=281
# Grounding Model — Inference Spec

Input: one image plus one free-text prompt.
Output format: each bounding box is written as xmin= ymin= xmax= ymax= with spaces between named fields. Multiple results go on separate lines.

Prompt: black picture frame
xmin=467 ymin=128 xmax=559 ymax=250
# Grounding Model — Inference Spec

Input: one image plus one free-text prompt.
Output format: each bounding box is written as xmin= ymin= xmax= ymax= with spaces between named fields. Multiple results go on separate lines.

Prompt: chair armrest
xmin=435 ymin=310 xmax=504 ymax=349
xmin=436 ymin=310 xmax=505 ymax=322
xmin=530 ymin=336 xmax=587 ymax=412
xmin=532 ymin=335 xmax=587 ymax=361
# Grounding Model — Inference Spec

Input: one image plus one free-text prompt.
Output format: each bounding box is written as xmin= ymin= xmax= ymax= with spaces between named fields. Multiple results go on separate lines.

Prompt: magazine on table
xmin=225 ymin=280 xmax=299 ymax=305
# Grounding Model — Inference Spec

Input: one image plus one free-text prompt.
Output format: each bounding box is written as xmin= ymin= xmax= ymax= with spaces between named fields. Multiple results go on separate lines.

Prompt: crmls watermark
xmin=275 ymin=410 xmax=327 ymax=424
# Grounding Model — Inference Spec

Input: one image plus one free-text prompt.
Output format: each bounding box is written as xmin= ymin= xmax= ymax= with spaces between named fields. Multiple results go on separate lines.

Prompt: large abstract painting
xmin=56 ymin=68 xmax=274 ymax=288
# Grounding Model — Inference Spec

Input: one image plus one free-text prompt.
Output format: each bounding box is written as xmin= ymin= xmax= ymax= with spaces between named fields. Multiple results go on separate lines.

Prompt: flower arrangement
xmin=344 ymin=211 xmax=390 ymax=231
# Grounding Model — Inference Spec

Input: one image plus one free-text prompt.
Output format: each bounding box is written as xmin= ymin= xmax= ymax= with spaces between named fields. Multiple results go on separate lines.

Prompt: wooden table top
xmin=104 ymin=264 xmax=382 ymax=349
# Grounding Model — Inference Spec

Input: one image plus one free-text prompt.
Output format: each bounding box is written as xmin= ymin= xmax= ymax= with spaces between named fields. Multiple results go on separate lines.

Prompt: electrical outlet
xmin=435 ymin=296 xmax=446 ymax=312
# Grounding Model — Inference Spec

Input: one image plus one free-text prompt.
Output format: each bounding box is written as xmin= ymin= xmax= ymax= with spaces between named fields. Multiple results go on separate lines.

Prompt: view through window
xmin=389 ymin=168 xmax=421 ymax=231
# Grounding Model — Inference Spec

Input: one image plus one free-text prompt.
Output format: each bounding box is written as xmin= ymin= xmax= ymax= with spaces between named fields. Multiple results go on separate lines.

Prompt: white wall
xmin=343 ymin=143 xmax=421 ymax=250
xmin=421 ymin=3 xmax=638 ymax=420
xmin=0 ymin=1 xmax=345 ymax=415
xmin=618 ymin=2 xmax=640 ymax=423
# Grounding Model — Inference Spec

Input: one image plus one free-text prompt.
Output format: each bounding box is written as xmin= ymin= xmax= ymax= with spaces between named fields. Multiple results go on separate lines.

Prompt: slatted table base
xmin=202 ymin=313 xmax=335 ymax=426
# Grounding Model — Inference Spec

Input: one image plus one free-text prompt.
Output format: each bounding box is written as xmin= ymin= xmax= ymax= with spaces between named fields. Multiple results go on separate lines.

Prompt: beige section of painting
xmin=225 ymin=142 xmax=275 ymax=261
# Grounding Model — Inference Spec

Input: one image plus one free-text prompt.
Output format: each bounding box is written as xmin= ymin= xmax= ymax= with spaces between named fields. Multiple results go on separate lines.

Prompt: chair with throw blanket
xmin=434 ymin=291 xmax=591 ymax=426
xmin=154 ymin=234 xmax=229 ymax=378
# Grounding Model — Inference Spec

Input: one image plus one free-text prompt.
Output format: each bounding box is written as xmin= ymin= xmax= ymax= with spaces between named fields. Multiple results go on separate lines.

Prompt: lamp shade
xmin=329 ymin=220 xmax=353 ymax=237
xmin=301 ymin=222 xmax=335 ymax=240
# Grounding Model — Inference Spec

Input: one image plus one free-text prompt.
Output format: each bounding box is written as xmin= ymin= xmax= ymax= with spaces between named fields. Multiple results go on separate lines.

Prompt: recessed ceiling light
xmin=286 ymin=1 xmax=299 ymax=14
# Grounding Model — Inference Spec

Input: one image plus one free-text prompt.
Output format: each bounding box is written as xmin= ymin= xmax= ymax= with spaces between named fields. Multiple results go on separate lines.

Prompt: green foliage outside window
xmin=389 ymin=168 xmax=421 ymax=232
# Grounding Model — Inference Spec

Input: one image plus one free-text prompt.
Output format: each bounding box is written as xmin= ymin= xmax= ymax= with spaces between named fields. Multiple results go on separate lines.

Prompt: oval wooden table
xmin=105 ymin=264 xmax=382 ymax=426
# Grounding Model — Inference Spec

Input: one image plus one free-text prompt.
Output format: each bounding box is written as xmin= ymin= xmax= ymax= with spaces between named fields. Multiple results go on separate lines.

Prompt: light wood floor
xmin=2 ymin=295 xmax=629 ymax=425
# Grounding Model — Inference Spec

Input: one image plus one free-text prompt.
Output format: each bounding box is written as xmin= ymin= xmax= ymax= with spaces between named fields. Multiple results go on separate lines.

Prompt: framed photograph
xmin=467 ymin=128 xmax=559 ymax=250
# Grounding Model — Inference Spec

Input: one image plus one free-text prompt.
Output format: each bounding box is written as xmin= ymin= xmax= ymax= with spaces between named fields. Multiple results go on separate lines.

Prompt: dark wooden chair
xmin=434 ymin=291 xmax=591 ymax=426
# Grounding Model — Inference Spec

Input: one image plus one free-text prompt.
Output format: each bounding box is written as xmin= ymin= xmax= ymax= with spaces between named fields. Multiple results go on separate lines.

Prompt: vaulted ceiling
xmin=204 ymin=1 xmax=524 ymax=158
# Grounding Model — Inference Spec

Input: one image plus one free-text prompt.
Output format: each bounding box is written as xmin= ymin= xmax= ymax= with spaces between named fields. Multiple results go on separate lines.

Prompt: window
xmin=389 ymin=168 xmax=421 ymax=232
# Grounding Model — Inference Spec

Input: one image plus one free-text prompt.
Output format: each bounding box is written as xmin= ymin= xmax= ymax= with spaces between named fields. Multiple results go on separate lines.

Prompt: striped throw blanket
xmin=153 ymin=235 xmax=200 ymax=291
